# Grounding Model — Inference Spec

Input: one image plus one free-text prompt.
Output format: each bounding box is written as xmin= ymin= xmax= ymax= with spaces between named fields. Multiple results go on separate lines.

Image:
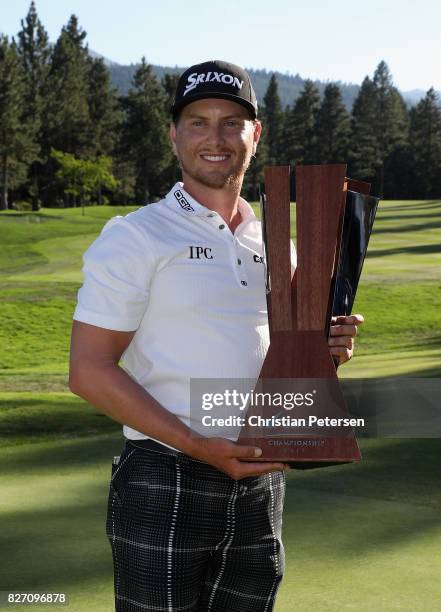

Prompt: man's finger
xmin=330 ymin=346 xmax=352 ymax=363
xmin=328 ymin=336 xmax=354 ymax=349
xmin=331 ymin=314 xmax=364 ymax=326
xmin=329 ymin=324 xmax=358 ymax=337
xmin=232 ymin=445 xmax=263 ymax=459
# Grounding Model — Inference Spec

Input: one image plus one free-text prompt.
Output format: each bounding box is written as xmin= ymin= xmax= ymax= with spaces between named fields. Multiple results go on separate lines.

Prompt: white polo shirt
xmin=73 ymin=182 xmax=294 ymax=446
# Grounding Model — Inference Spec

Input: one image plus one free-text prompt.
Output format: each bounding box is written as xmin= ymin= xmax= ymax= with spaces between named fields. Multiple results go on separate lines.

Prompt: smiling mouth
xmin=200 ymin=154 xmax=231 ymax=162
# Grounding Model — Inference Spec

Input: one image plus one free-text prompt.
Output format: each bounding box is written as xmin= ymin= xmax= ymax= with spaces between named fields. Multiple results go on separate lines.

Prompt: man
xmin=69 ymin=60 xmax=363 ymax=611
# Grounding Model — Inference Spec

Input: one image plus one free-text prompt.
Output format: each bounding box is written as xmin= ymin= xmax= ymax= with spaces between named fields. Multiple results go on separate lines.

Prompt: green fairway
xmin=2 ymin=433 xmax=441 ymax=612
xmin=1 ymin=200 xmax=440 ymax=611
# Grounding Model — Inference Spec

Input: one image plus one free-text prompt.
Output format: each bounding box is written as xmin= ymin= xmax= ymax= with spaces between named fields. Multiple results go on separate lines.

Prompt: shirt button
xmin=219 ymin=224 xmax=225 ymax=230
xmin=237 ymin=258 xmax=242 ymax=265
xmin=241 ymin=280 xmax=248 ymax=286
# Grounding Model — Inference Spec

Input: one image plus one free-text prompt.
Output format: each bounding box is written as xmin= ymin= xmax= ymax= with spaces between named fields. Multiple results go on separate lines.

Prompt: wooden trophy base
xmin=236 ymin=165 xmax=374 ymax=469
xmin=242 ymin=437 xmax=360 ymax=470
xmin=237 ymin=331 xmax=361 ymax=468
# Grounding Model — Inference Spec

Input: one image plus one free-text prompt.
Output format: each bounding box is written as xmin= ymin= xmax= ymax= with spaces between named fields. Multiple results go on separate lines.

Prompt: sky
xmin=1 ymin=0 xmax=440 ymax=92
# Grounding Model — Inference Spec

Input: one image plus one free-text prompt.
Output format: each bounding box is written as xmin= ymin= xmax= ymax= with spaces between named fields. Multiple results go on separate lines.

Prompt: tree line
xmin=1 ymin=2 xmax=441 ymax=210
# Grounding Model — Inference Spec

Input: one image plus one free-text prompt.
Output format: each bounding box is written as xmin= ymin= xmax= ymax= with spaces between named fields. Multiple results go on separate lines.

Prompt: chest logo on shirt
xmin=253 ymin=254 xmax=264 ymax=264
xmin=189 ymin=246 xmax=213 ymax=260
xmin=174 ymin=190 xmax=194 ymax=212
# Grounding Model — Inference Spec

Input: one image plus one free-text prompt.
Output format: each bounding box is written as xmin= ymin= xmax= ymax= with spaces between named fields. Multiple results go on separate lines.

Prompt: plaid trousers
xmin=106 ymin=440 xmax=286 ymax=611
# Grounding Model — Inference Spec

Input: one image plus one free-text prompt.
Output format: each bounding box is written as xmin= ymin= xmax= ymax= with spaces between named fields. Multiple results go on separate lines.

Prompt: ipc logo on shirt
xmin=189 ymin=246 xmax=213 ymax=260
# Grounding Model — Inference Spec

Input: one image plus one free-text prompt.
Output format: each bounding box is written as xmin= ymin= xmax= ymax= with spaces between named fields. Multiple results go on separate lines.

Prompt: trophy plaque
xmin=237 ymin=164 xmax=379 ymax=468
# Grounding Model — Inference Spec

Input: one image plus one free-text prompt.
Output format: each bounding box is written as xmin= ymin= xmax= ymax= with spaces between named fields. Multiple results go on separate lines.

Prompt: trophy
xmin=237 ymin=164 xmax=379 ymax=468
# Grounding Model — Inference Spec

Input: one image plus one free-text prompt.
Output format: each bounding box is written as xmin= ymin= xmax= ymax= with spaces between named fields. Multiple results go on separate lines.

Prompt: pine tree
xmin=42 ymin=15 xmax=91 ymax=154
xmin=314 ymin=83 xmax=350 ymax=163
xmin=120 ymin=58 xmax=171 ymax=202
xmin=87 ymin=56 xmax=122 ymax=156
xmin=161 ymin=72 xmax=181 ymax=187
xmin=409 ymin=88 xmax=441 ymax=197
xmin=349 ymin=76 xmax=379 ymax=179
xmin=16 ymin=2 xmax=50 ymax=121
xmin=382 ymin=90 xmax=411 ymax=198
xmin=162 ymin=72 xmax=180 ymax=114
xmin=16 ymin=0 xmax=50 ymax=209
xmin=372 ymin=61 xmax=409 ymax=195
xmin=113 ymin=159 xmax=136 ymax=205
xmin=0 ymin=36 xmax=38 ymax=210
xmin=262 ymin=74 xmax=283 ymax=164
xmin=282 ymin=79 xmax=320 ymax=165
xmin=40 ymin=15 xmax=92 ymax=204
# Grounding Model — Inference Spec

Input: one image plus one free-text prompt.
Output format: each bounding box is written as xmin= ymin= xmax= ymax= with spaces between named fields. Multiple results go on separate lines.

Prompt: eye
xmin=225 ymin=120 xmax=239 ymax=127
xmin=191 ymin=119 xmax=204 ymax=127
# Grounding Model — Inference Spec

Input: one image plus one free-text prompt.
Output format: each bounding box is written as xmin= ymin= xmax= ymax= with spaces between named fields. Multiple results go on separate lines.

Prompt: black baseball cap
xmin=171 ymin=60 xmax=258 ymax=121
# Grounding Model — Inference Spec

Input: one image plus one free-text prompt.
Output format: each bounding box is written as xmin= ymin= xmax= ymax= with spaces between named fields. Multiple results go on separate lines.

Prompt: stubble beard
xmin=178 ymin=150 xmax=252 ymax=191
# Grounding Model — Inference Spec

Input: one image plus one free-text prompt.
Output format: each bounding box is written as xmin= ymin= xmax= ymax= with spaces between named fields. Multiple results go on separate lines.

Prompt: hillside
xmin=105 ymin=59 xmax=432 ymax=111
xmin=108 ymin=62 xmax=360 ymax=110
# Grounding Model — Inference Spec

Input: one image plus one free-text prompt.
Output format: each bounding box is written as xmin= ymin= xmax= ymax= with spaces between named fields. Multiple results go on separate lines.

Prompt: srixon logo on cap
xmin=184 ymin=72 xmax=244 ymax=96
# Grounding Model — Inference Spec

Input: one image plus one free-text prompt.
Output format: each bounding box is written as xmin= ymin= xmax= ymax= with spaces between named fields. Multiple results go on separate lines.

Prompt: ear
xmin=169 ymin=123 xmax=178 ymax=156
xmin=253 ymin=120 xmax=262 ymax=155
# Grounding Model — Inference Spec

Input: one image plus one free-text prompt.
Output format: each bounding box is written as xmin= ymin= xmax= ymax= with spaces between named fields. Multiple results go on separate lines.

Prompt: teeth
xmin=202 ymin=155 xmax=228 ymax=161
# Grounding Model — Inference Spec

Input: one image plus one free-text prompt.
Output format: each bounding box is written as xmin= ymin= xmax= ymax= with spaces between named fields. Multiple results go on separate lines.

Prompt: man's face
xmin=170 ymin=98 xmax=261 ymax=191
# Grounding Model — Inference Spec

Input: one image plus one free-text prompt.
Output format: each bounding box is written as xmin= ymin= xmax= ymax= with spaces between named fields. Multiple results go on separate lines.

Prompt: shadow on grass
xmin=282 ymin=486 xmax=441 ymax=561
xmin=0 ymin=485 xmax=114 ymax=591
xmin=398 ymin=364 xmax=441 ymax=377
xmin=368 ymin=242 xmax=441 ymax=257
xmin=282 ymin=438 xmax=441 ymax=558
xmin=382 ymin=201 xmax=441 ymax=212
xmin=379 ymin=211 xmax=441 ymax=222
xmin=0 ymin=212 xmax=64 ymax=221
xmin=0 ymin=433 xmax=124 ymax=472
xmin=0 ymin=435 xmax=126 ymax=592
xmin=1 ymin=281 xmax=79 ymax=299
xmin=3 ymin=434 xmax=441 ymax=512
xmin=289 ymin=438 xmax=441 ymax=509
xmin=1 ymin=434 xmax=441 ymax=601
xmin=372 ymin=219 xmax=441 ymax=234
xmin=374 ymin=337 xmax=441 ymax=353
xmin=408 ymin=336 xmax=441 ymax=348
xmin=0 ymin=397 xmax=120 ymax=443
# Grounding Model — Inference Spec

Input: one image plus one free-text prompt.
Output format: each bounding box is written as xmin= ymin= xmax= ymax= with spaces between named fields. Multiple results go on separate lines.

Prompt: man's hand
xmin=328 ymin=314 xmax=364 ymax=365
xmin=189 ymin=437 xmax=290 ymax=481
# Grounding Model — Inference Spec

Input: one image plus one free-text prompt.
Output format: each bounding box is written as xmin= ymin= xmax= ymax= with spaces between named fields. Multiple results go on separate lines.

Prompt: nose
xmin=204 ymin=122 xmax=226 ymax=147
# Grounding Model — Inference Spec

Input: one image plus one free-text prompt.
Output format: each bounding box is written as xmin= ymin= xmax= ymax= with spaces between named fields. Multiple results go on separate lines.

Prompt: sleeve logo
xmin=174 ymin=190 xmax=194 ymax=212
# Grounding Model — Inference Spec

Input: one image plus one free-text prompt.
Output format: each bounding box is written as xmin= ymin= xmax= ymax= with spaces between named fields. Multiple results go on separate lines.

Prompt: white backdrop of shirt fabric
xmin=73 ymin=182 xmax=296 ymax=449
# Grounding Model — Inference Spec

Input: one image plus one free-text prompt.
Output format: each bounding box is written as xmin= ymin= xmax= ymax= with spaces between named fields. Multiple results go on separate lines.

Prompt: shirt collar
xmin=167 ymin=182 xmax=256 ymax=222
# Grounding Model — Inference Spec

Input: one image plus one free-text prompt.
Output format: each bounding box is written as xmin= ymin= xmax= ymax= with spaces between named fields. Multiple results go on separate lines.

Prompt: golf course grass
xmin=1 ymin=199 xmax=440 ymax=611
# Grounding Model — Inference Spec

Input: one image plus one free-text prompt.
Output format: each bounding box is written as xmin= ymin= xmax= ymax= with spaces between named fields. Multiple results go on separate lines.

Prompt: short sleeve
xmin=73 ymin=216 xmax=154 ymax=331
